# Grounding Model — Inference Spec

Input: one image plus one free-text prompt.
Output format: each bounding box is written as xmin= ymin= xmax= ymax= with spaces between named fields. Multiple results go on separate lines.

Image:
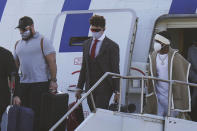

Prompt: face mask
xmin=21 ymin=30 xmax=31 ymax=40
xmin=154 ymin=42 xmax=162 ymax=52
xmin=92 ymin=31 xmax=103 ymax=39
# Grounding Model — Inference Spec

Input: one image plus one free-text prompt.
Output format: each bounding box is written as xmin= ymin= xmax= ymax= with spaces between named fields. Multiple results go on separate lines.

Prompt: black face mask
xmin=21 ymin=29 xmax=33 ymax=41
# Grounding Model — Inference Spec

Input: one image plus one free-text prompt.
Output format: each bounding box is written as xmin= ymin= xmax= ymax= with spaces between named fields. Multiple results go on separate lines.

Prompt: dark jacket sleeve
xmin=110 ymin=42 xmax=120 ymax=92
xmin=187 ymin=46 xmax=197 ymax=82
xmin=6 ymin=51 xmax=20 ymax=97
xmin=187 ymin=46 xmax=197 ymax=73
xmin=77 ymin=43 xmax=87 ymax=90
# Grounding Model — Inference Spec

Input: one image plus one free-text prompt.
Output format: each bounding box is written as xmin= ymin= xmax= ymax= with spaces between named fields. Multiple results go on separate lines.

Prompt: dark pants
xmin=190 ymin=87 xmax=197 ymax=121
xmin=87 ymin=90 xmax=112 ymax=112
xmin=19 ymin=81 xmax=49 ymax=131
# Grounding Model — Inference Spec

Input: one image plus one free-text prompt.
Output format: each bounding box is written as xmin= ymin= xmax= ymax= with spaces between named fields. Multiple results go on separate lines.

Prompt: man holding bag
xmin=13 ymin=16 xmax=58 ymax=131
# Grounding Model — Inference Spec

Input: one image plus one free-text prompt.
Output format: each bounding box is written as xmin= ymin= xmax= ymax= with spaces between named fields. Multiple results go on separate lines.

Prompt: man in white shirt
xmin=145 ymin=32 xmax=191 ymax=118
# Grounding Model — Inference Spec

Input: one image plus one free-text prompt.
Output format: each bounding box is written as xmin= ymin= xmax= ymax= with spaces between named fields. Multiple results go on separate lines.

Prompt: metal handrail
xmin=49 ymin=72 xmax=121 ymax=131
xmin=137 ymin=76 xmax=197 ymax=116
xmin=49 ymin=72 xmax=197 ymax=131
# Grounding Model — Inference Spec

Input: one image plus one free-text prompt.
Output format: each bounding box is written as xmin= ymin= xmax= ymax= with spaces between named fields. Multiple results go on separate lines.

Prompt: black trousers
xmin=87 ymin=90 xmax=112 ymax=112
xmin=190 ymin=87 xmax=197 ymax=121
xmin=19 ymin=81 xmax=49 ymax=131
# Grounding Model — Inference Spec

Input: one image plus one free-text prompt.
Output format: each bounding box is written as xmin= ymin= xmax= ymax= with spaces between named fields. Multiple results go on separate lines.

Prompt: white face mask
xmin=21 ymin=30 xmax=31 ymax=40
xmin=92 ymin=31 xmax=103 ymax=39
xmin=154 ymin=42 xmax=162 ymax=52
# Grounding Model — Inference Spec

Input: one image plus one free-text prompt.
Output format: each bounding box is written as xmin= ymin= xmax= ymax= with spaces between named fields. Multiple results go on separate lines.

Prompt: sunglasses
xmin=19 ymin=28 xmax=27 ymax=32
xmin=90 ymin=28 xmax=102 ymax=32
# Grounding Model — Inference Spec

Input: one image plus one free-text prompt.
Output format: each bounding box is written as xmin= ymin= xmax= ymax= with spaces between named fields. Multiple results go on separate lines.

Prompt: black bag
xmin=108 ymin=102 xmax=119 ymax=111
xmin=66 ymin=101 xmax=84 ymax=131
xmin=39 ymin=92 xmax=69 ymax=131
xmin=109 ymin=102 xmax=136 ymax=113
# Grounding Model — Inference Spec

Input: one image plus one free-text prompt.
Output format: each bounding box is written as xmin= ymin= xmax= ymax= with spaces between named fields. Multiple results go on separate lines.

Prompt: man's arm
xmin=14 ymin=58 xmax=20 ymax=71
xmin=45 ymin=53 xmax=58 ymax=90
xmin=110 ymin=43 xmax=120 ymax=92
xmin=75 ymin=42 xmax=87 ymax=99
xmin=77 ymin=52 xmax=86 ymax=90
xmin=41 ymin=38 xmax=57 ymax=91
xmin=7 ymin=51 xmax=19 ymax=89
xmin=5 ymin=50 xmax=21 ymax=105
xmin=77 ymin=40 xmax=89 ymax=90
xmin=110 ymin=43 xmax=120 ymax=102
xmin=75 ymin=56 xmax=86 ymax=99
xmin=13 ymin=40 xmax=20 ymax=71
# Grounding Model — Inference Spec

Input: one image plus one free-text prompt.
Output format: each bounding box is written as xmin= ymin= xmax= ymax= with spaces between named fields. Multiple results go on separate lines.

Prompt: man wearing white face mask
xmin=76 ymin=15 xmax=120 ymax=111
xmin=145 ymin=32 xmax=191 ymax=118
xmin=13 ymin=16 xmax=57 ymax=130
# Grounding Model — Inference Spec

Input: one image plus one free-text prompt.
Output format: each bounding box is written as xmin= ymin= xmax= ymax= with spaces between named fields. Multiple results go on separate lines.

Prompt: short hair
xmin=89 ymin=15 xmax=105 ymax=28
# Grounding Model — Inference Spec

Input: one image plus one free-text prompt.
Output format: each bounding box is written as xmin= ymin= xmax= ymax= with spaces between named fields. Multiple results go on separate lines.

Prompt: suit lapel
xmin=96 ymin=37 xmax=107 ymax=58
xmin=85 ymin=38 xmax=93 ymax=58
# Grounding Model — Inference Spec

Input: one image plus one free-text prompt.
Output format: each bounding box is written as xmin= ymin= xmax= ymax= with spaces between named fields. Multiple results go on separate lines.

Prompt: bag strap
xmin=14 ymin=40 xmax=20 ymax=65
xmin=40 ymin=37 xmax=48 ymax=65
xmin=40 ymin=37 xmax=44 ymax=56
xmin=15 ymin=40 xmax=20 ymax=50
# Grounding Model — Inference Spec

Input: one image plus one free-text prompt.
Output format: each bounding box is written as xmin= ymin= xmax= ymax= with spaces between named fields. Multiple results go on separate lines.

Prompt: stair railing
xmin=49 ymin=72 xmax=197 ymax=131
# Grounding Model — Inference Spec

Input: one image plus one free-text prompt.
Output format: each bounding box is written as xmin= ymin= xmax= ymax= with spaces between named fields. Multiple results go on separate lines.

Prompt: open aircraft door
xmin=50 ymin=9 xmax=137 ymax=113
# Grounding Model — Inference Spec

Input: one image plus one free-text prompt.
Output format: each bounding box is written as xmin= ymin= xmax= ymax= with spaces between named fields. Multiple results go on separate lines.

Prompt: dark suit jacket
xmin=0 ymin=47 xmax=19 ymax=120
xmin=77 ymin=36 xmax=120 ymax=93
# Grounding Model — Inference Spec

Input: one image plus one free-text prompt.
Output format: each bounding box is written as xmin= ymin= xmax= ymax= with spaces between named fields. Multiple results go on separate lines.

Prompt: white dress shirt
xmin=89 ymin=33 xmax=105 ymax=57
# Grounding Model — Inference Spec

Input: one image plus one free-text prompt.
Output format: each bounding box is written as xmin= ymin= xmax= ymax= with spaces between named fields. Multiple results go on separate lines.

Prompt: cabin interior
xmin=167 ymin=28 xmax=197 ymax=59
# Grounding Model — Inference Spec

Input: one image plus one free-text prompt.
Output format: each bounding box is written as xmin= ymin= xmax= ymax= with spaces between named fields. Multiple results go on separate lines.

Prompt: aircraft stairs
xmin=76 ymin=108 xmax=197 ymax=131
xmin=49 ymin=72 xmax=197 ymax=131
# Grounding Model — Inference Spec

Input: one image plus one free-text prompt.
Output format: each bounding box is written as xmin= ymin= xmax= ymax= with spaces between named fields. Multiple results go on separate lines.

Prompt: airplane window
xmin=69 ymin=36 xmax=91 ymax=46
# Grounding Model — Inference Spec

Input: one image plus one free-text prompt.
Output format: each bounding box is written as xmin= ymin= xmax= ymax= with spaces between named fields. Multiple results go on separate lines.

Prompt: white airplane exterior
xmin=1 ymin=0 xmax=197 ymax=131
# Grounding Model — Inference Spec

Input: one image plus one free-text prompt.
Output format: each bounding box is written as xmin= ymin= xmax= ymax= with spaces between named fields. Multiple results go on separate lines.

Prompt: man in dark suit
xmin=76 ymin=15 xmax=120 ymax=111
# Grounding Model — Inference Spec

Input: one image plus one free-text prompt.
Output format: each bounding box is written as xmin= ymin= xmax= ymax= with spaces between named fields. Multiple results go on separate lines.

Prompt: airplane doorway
xmin=152 ymin=15 xmax=197 ymax=122
xmin=167 ymin=28 xmax=197 ymax=59
xmin=153 ymin=15 xmax=197 ymax=60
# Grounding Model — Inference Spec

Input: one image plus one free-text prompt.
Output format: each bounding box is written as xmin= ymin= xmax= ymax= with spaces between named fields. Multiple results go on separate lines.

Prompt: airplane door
xmin=51 ymin=9 xmax=137 ymax=112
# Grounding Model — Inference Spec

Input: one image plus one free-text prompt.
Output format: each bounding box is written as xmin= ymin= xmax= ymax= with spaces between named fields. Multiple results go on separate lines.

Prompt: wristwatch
xmin=50 ymin=78 xmax=57 ymax=82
